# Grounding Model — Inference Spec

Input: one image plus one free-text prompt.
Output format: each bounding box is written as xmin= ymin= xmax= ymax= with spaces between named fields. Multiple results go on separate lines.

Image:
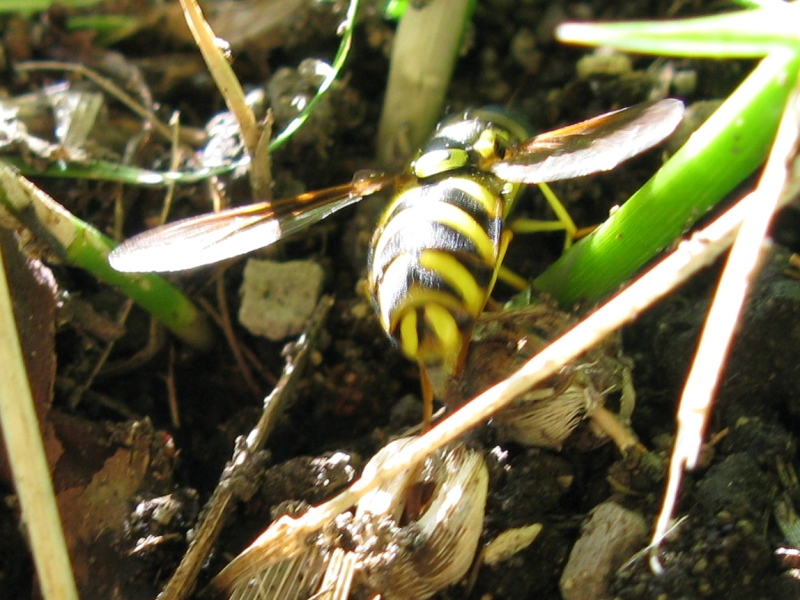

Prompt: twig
xmin=160 ymin=111 xmax=184 ymax=225
xmin=178 ymin=0 xmax=258 ymax=154
xmin=193 ymin=294 xmax=274 ymax=386
xmin=0 ymin=245 xmax=79 ymax=600
xmin=157 ymin=295 xmax=334 ymax=600
xmin=651 ymin=64 xmax=800 ymax=557
xmin=68 ymin=298 xmax=133 ymax=408
xmin=16 ymin=60 xmax=177 ymax=144
xmin=177 ymin=0 xmax=273 ymax=199
xmin=166 ymin=344 xmax=180 ymax=429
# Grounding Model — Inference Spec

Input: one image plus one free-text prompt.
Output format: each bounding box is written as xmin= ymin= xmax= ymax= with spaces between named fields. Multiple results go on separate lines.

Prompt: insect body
xmin=109 ymin=100 xmax=684 ymax=415
xmin=367 ymin=108 xmax=530 ymax=403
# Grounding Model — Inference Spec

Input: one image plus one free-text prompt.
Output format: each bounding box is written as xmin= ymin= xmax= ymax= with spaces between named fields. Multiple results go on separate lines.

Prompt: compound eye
xmin=495 ymin=138 xmax=513 ymax=160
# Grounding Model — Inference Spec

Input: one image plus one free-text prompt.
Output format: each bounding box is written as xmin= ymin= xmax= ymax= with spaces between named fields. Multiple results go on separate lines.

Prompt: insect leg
xmin=510 ymin=182 xmax=579 ymax=251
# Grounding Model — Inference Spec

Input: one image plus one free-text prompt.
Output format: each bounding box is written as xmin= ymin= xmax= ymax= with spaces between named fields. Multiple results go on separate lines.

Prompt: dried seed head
xmin=353 ymin=438 xmax=489 ymax=600
xmin=214 ymin=438 xmax=488 ymax=600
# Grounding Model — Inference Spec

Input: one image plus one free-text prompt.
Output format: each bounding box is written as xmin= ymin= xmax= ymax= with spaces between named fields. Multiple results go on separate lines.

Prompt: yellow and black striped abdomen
xmin=367 ymin=170 xmax=511 ymax=393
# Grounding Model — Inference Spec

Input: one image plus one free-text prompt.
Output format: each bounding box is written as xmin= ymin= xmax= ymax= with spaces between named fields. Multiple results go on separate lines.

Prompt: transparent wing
xmin=491 ymin=99 xmax=684 ymax=184
xmin=109 ymin=175 xmax=396 ymax=272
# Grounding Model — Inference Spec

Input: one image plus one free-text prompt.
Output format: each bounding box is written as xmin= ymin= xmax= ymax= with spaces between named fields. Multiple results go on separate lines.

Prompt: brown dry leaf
xmin=54 ymin=417 xmax=175 ymax=598
xmin=0 ymin=230 xmax=60 ymax=485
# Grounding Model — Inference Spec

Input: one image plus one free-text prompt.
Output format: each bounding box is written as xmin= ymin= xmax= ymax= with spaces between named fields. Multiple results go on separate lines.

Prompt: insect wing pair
xmin=108 ymin=99 xmax=684 ymax=274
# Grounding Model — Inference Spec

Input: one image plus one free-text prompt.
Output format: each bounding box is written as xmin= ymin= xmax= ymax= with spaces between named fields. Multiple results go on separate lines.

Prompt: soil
xmin=1 ymin=1 xmax=800 ymax=599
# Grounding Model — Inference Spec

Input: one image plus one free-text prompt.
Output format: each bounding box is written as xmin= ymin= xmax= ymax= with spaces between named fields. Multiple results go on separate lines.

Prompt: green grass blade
xmin=535 ymin=49 xmax=800 ymax=306
xmin=267 ymin=0 xmax=361 ymax=153
xmin=557 ymin=5 xmax=800 ymax=58
xmin=0 ymin=163 xmax=213 ymax=349
xmin=3 ymin=155 xmax=251 ymax=186
xmin=0 ymin=0 xmax=102 ymax=11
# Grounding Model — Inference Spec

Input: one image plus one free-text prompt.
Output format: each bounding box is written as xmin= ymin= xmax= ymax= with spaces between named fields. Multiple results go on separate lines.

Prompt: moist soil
xmin=1 ymin=1 xmax=799 ymax=599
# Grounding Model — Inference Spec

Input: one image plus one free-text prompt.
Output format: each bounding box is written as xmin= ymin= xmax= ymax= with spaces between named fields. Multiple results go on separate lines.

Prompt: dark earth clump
xmin=1 ymin=0 xmax=799 ymax=599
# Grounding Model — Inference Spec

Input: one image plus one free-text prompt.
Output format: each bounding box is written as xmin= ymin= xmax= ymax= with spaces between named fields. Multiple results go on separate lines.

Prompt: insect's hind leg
xmin=497 ymin=182 xmax=589 ymax=290
xmin=509 ymin=182 xmax=582 ymax=252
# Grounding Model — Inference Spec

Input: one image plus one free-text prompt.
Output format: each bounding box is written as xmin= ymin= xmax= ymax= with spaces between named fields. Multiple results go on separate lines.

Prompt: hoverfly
xmin=109 ymin=99 xmax=684 ymax=421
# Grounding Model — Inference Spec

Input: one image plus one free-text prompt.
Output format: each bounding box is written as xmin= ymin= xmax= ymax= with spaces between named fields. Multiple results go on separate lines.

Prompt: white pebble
xmin=238 ymin=259 xmax=324 ymax=340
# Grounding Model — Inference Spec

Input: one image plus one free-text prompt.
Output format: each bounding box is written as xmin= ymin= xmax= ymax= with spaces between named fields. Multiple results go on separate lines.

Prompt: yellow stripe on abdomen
xmin=368 ymin=170 xmax=511 ymax=386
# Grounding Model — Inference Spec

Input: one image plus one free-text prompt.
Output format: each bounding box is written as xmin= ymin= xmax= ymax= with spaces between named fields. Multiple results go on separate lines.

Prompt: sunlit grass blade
xmin=268 ymin=0 xmax=361 ymax=153
xmin=0 ymin=163 xmax=213 ymax=349
xmin=557 ymin=5 xmax=800 ymax=58
xmin=67 ymin=14 xmax=144 ymax=46
xmin=3 ymin=155 xmax=251 ymax=186
xmin=0 ymin=0 xmax=102 ymax=11
xmin=0 ymin=249 xmax=79 ymax=600
xmin=376 ymin=0 xmax=475 ymax=162
xmin=536 ymin=49 xmax=800 ymax=305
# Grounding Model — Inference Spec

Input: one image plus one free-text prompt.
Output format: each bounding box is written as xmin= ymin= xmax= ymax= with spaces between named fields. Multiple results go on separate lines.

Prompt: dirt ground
xmin=1 ymin=0 xmax=799 ymax=599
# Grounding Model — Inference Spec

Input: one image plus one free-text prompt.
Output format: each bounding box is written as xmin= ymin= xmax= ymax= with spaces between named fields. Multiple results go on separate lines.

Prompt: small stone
xmin=484 ymin=523 xmax=544 ymax=565
xmin=238 ymin=259 xmax=324 ymax=340
xmin=576 ymin=50 xmax=633 ymax=80
xmin=560 ymin=501 xmax=648 ymax=600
